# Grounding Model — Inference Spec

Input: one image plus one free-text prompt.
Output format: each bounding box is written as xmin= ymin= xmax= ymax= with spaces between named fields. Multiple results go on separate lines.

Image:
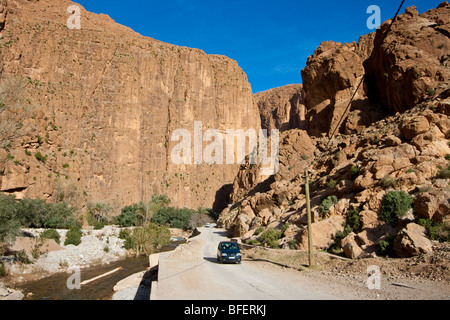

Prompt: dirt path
xmin=152 ymin=227 xmax=338 ymax=300
xmin=151 ymin=226 xmax=450 ymax=300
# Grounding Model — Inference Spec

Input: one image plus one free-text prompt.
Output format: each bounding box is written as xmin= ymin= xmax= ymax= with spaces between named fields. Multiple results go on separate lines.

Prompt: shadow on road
xmin=212 ymin=229 xmax=230 ymax=237
xmin=203 ymin=256 xmax=220 ymax=264
xmin=133 ymin=268 xmax=157 ymax=300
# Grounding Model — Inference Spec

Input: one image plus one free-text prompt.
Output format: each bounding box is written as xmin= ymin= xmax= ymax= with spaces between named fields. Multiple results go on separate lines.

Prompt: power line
xmin=325 ymin=0 xmax=406 ymax=148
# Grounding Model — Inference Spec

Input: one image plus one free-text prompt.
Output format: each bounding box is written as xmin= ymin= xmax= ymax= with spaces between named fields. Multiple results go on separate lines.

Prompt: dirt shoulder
xmin=242 ymin=241 xmax=450 ymax=300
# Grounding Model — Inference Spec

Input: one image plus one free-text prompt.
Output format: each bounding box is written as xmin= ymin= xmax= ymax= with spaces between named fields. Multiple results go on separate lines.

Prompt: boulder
xmin=359 ymin=210 xmax=379 ymax=229
xmin=414 ymin=190 xmax=450 ymax=222
xmin=295 ymin=216 xmax=345 ymax=250
xmin=394 ymin=223 xmax=433 ymax=258
xmin=341 ymin=232 xmax=364 ymax=259
xmin=400 ymin=116 xmax=430 ymax=140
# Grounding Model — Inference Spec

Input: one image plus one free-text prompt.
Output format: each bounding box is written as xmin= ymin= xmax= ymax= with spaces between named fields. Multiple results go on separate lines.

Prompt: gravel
xmin=25 ymin=226 xmax=127 ymax=273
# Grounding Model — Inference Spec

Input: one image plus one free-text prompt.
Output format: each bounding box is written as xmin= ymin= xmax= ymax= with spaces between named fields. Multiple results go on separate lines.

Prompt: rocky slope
xmin=218 ymin=3 xmax=450 ymax=259
xmin=0 ymin=0 xmax=260 ymax=212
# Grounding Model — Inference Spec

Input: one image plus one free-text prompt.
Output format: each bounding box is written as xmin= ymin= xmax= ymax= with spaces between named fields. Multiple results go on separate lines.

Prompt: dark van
xmin=217 ymin=241 xmax=242 ymax=264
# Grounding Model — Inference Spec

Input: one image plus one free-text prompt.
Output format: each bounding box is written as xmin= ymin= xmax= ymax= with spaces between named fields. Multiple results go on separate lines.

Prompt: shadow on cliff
xmin=212 ymin=183 xmax=233 ymax=215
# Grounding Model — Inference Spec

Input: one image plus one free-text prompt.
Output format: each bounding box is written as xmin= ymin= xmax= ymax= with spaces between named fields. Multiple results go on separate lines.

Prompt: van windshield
xmin=221 ymin=243 xmax=239 ymax=250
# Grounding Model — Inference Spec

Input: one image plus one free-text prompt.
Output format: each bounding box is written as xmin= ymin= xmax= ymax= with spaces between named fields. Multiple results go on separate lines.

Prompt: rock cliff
xmin=218 ymin=3 xmax=450 ymax=259
xmin=254 ymin=84 xmax=305 ymax=132
xmin=0 ymin=0 xmax=260 ymax=211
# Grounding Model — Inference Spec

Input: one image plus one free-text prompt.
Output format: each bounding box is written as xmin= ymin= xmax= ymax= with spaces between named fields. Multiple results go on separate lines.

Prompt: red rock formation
xmin=301 ymin=33 xmax=382 ymax=137
xmin=254 ymin=84 xmax=306 ymax=132
xmin=0 ymin=0 xmax=260 ymax=211
xmin=365 ymin=3 xmax=450 ymax=113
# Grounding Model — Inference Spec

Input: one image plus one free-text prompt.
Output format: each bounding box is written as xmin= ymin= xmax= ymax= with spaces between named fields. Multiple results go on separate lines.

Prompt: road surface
xmin=150 ymin=226 xmax=339 ymax=300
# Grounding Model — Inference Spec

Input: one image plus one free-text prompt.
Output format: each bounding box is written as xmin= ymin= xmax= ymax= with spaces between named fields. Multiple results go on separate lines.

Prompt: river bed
xmin=15 ymin=240 xmax=184 ymax=300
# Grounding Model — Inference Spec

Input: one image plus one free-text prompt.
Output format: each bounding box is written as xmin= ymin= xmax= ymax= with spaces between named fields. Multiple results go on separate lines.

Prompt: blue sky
xmin=75 ymin=0 xmax=443 ymax=93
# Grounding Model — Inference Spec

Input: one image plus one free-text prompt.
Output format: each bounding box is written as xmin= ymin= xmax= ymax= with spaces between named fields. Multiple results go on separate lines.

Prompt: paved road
xmin=151 ymin=227 xmax=339 ymax=300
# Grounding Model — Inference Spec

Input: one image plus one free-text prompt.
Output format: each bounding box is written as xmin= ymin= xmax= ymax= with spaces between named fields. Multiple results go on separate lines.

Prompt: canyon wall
xmin=0 ymin=0 xmax=261 ymax=212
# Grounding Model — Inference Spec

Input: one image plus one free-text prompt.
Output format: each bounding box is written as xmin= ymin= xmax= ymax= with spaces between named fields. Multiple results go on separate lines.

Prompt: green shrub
xmin=119 ymin=228 xmax=134 ymax=250
xmin=319 ymin=196 xmax=338 ymax=216
xmin=152 ymin=207 xmax=194 ymax=230
xmin=436 ymin=165 xmax=450 ymax=179
xmin=350 ymin=166 xmax=360 ymax=180
xmin=40 ymin=229 xmax=61 ymax=244
xmin=0 ymin=194 xmax=21 ymax=243
xmin=377 ymin=234 xmax=395 ymax=257
xmin=254 ymin=227 xmax=264 ymax=236
xmin=327 ymin=225 xmax=353 ymax=256
xmin=327 ymin=180 xmax=338 ymax=189
xmin=418 ymin=219 xmax=450 ymax=243
xmin=38 ymin=202 xmax=77 ymax=229
xmin=115 ymin=195 xmax=172 ymax=227
xmin=281 ymin=223 xmax=291 ymax=235
xmin=346 ymin=208 xmax=361 ymax=232
xmin=0 ymin=262 xmax=7 ymax=277
xmin=64 ymin=225 xmax=82 ymax=246
xmin=15 ymin=199 xmax=76 ymax=229
xmin=127 ymin=223 xmax=171 ymax=256
xmin=197 ymin=207 xmax=218 ymax=221
xmin=114 ymin=203 xmax=143 ymax=227
xmin=34 ymin=152 xmax=47 ymax=164
xmin=260 ymin=229 xmax=282 ymax=248
xmin=380 ymin=191 xmax=413 ymax=225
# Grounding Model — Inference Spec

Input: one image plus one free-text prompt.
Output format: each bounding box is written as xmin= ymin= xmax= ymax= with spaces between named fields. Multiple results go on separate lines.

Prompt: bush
xmin=377 ymin=234 xmax=395 ymax=257
xmin=64 ymin=225 xmax=82 ymax=246
xmin=126 ymin=223 xmax=171 ymax=256
xmin=380 ymin=191 xmax=413 ymax=225
xmin=15 ymin=198 xmax=76 ymax=229
xmin=418 ymin=219 xmax=450 ymax=243
xmin=115 ymin=195 xmax=172 ymax=227
xmin=114 ymin=203 xmax=143 ymax=227
xmin=38 ymin=202 xmax=77 ymax=229
xmin=0 ymin=194 xmax=21 ymax=243
xmin=350 ymin=166 xmax=360 ymax=180
xmin=0 ymin=262 xmax=7 ymax=277
xmin=254 ymin=226 xmax=264 ymax=236
xmin=319 ymin=196 xmax=338 ymax=216
xmin=152 ymin=207 xmax=194 ymax=230
xmin=40 ymin=229 xmax=61 ymax=244
xmin=436 ymin=164 xmax=450 ymax=179
xmin=86 ymin=201 xmax=111 ymax=229
xmin=260 ymin=229 xmax=282 ymax=248
xmin=327 ymin=180 xmax=338 ymax=189
xmin=327 ymin=225 xmax=353 ymax=255
xmin=346 ymin=208 xmax=361 ymax=232
xmin=197 ymin=207 xmax=219 ymax=221
xmin=34 ymin=152 xmax=47 ymax=164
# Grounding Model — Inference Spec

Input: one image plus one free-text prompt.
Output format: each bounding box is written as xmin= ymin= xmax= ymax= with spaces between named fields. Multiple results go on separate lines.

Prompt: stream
xmin=16 ymin=240 xmax=185 ymax=300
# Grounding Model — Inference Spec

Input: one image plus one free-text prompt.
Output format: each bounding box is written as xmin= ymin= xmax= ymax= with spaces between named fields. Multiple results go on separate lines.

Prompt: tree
xmin=0 ymin=76 xmax=36 ymax=147
xmin=136 ymin=194 xmax=171 ymax=225
xmin=0 ymin=194 xmax=21 ymax=244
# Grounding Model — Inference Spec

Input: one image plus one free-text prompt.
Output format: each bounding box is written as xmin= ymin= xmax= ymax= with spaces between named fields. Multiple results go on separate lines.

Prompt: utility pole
xmin=305 ymin=169 xmax=314 ymax=267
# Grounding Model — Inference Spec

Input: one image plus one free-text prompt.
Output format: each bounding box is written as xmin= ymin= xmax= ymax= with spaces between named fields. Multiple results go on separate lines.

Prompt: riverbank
xmin=0 ymin=226 xmax=191 ymax=300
